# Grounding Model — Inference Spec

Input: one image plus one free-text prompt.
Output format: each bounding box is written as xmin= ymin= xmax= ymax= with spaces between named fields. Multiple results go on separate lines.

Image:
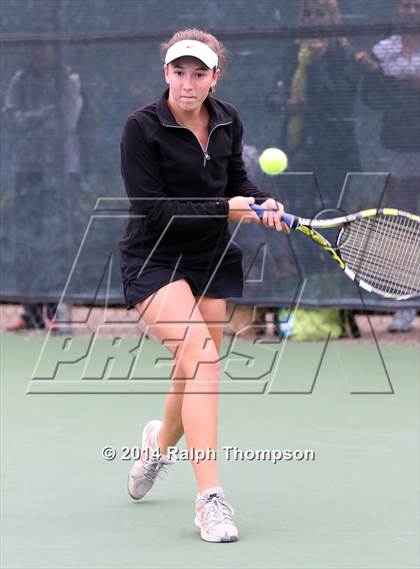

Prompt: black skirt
xmin=120 ymin=243 xmax=243 ymax=310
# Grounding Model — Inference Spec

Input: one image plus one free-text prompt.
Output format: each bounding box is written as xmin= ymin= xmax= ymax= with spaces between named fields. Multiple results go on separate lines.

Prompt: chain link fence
xmin=1 ymin=0 xmax=419 ymax=310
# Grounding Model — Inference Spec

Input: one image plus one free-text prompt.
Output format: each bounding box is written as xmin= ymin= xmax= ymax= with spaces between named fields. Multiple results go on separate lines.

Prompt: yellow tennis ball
xmin=258 ymin=147 xmax=288 ymax=175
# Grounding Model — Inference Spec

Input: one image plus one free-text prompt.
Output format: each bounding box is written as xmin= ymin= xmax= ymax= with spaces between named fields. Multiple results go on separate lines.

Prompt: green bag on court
xmin=276 ymin=308 xmax=346 ymax=341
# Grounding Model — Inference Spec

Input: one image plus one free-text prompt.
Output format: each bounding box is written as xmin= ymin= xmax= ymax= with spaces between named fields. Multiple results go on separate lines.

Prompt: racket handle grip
xmin=282 ymin=213 xmax=297 ymax=227
xmin=250 ymin=205 xmax=296 ymax=228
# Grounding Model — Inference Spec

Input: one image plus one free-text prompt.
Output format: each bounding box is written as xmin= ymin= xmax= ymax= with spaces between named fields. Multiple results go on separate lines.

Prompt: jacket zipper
xmin=162 ymin=121 xmax=232 ymax=167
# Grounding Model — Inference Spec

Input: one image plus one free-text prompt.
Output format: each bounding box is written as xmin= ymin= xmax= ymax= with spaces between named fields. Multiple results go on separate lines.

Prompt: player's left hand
xmin=259 ymin=198 xmax=290 ymax=232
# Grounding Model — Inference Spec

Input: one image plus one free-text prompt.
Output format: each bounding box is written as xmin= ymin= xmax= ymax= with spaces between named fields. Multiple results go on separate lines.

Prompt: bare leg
xmin=136 ymin=280 xmax=226 ymax=493
xmin=181 ymin=296 xmax=226 ymax=492
xmin=139 ymin=297 xmax=225 ymax=459
xmin=156 ymin=374 xmax=186 ymax=453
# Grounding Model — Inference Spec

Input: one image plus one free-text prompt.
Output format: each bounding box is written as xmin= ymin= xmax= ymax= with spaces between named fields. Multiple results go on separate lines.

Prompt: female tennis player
xmin=119 ymin=28 xmax=287 ymax=543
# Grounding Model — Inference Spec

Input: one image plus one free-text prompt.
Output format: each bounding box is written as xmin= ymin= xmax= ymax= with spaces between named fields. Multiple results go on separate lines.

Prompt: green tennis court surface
xmin=1 ymin=334 xmax=419 ymax=569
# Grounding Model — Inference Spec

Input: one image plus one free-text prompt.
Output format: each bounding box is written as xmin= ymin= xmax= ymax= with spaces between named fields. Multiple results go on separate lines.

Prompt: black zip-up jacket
xmin=119 ymin=89 xmax=270 ymax=261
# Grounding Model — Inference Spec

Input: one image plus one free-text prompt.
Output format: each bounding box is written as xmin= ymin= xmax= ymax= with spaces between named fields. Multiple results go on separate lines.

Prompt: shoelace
xmin=200 ymin=496 xmax=235 ymax=529
xmin=142 ymin=458 xmax=161 ymax=482
xmin=156 ymin=462 xmax=171 ymax=480
xmin=142 ymin=458 xmax=172 ymax=482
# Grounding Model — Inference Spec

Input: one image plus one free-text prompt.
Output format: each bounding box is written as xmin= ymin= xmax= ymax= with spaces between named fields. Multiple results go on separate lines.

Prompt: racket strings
xmin=339 ymin=214 xmax=420 ymax=297
xmin=342 ymin=217 xmax=419 ymax=295
xmin=349 ymin=218 xmax=419 ymax=292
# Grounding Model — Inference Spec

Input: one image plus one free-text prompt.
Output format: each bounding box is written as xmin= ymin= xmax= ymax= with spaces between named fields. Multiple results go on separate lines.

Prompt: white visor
xmin=165 ymin=40 xmax=218 ymax=69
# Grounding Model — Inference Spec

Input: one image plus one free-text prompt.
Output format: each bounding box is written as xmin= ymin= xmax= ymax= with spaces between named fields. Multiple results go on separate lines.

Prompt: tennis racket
xmin=251 ymin=205 xmax=420 ymax=300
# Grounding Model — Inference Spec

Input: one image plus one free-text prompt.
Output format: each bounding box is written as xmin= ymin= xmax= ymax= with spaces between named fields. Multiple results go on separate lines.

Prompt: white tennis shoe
xmin=127 ymin=419 xmax=174 ymax=500
xmin=194 ymin=487 xmax=239 ymax=542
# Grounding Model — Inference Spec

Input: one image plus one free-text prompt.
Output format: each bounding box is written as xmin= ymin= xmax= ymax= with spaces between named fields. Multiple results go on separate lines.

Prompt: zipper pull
xmin=203 ymin=153 xmax=210 ymax=167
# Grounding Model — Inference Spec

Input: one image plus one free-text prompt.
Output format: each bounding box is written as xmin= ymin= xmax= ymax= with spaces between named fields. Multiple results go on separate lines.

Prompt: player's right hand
xmin=228 ymin=196 xmax=261 ymax=225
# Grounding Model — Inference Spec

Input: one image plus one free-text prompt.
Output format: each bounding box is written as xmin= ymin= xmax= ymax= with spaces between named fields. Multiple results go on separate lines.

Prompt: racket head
xmin=251 ymin=205 xmax=420 ymax=300
xmin=335 ymin=209 xmax=420 ymax=300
